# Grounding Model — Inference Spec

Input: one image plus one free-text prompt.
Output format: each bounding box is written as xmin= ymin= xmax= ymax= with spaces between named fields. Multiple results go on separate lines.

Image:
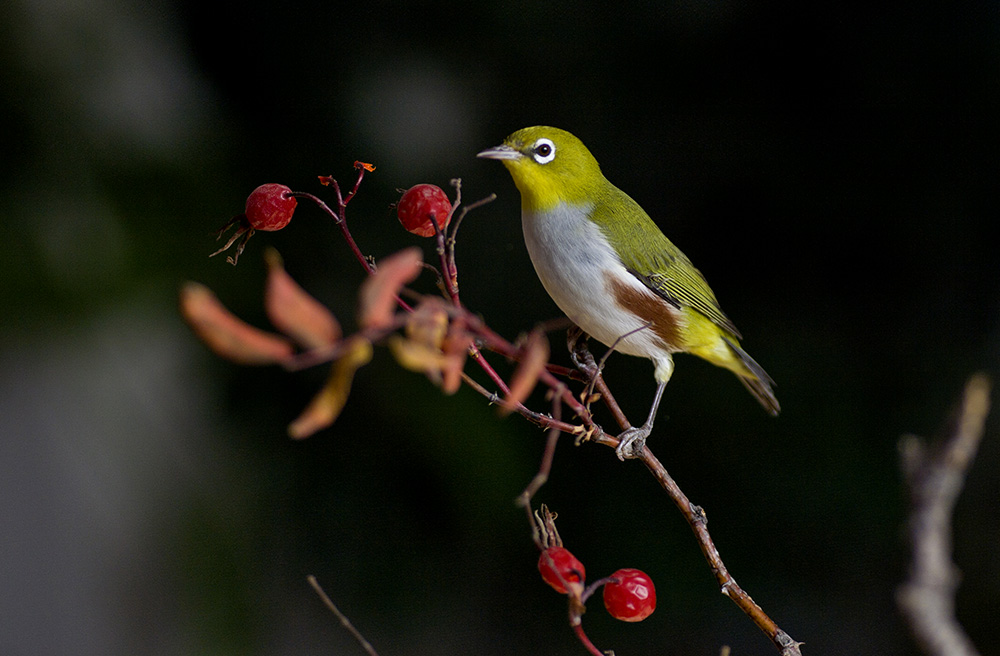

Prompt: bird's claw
xmin=615 ymin=425 xmax=650 ymax=460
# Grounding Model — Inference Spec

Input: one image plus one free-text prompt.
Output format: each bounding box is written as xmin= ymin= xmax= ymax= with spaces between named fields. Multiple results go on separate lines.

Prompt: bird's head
xmin=477 ymin=126 xmax=604 ymax=211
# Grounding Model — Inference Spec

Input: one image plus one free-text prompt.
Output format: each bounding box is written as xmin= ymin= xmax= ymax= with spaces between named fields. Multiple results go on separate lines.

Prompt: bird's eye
xmin=531 ymin=138 xmax=556 ymax=164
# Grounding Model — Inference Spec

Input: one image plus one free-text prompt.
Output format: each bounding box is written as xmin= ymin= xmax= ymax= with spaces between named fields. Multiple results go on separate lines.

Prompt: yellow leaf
xmin=388 ymin=335 xmax=449 ymax=373
xmin=287 ymin=338 xmax=373 ymax=439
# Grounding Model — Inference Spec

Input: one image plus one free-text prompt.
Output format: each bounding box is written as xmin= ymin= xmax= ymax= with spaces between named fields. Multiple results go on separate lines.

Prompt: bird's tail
xmin=722 ymin=336 xmax=780 ymax=416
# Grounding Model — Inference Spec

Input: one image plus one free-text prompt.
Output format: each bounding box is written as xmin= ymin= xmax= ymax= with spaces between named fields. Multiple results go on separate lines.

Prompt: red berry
xmin=538 ymin=547 xmax=586 ymax=594
xmin=602 ymin=568 xmax=656 ymax=622
xmin=396 ymin=184 xmax=452 ymax=237
xmin=246 ymin=183 xmax=297 ymax=232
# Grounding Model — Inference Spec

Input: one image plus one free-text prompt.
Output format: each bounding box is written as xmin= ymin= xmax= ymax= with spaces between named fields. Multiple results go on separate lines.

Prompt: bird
xmin=477 ymin=126 xmax=778 ymax=459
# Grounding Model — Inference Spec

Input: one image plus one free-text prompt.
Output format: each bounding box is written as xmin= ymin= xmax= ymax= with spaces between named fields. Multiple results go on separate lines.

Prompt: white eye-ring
xmin=531 ymin=138 xmax=556 ymax=164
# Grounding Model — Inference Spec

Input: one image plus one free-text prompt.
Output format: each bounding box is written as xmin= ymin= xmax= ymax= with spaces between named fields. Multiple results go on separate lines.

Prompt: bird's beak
xmin=477 ymin=144 xmax=521 ymax=161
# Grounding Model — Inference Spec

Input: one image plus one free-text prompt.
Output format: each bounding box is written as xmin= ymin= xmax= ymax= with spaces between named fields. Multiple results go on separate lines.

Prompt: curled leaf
xmin=388 ymin=330 xmax=468 ymax=395
xmin=388 ymin=335 xmax=450 ymax=375
xmin=388 ymin=300 xmax=467 ymax=393
xmin=358 ymin=247 xmax=423 ymax=329
xmin=440 ymin=331 xmax=472 ymax=395
xmin=180 ymin=282 xmax=293 ymax=364
xmin=502 ymin=330 xmax=550 ymax=415
xmin=405 ymin=298 xmax=449 ymax=349
xmin=264 ymin=249 xmax=341 ymax=349
xmin=288 ymin=338 xmax=374 ymax=439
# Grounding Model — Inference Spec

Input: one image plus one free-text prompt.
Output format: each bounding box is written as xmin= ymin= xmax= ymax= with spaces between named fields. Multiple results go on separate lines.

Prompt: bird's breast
xmin=521 ymin=204 xmax=682 ymax=359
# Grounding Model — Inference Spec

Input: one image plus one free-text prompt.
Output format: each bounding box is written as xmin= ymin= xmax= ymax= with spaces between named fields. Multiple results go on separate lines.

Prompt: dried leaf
xmin=180 ymin=282 xmax=293 ymax=364
xmin=389 ymin=300 xmax=467 ymax=393
xmin=502 ymin=330 xmax=550 ymax=415
xmin=405 ymin=298 xmax=449 ymax=349
xmin=358 ymin=247 xmax=423 ymax=329
xmin=387 ymin=335 xmax=449 ymax=374
xmin=264 ymin=249 xmax=341 ymax=349
xmin=288 ymin=338 xmax=373 ymax=439
xmin=440 ymin=331 xmax=472 ymax=395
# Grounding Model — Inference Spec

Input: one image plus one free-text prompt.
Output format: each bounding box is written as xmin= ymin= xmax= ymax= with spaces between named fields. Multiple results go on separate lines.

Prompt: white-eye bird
xmin=478 ymin=126 xmax=779 ymax=459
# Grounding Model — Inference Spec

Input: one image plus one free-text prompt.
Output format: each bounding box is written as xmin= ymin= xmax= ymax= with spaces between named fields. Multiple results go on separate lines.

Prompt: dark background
xmin=1 ymin=1 xmax=997 ymax=654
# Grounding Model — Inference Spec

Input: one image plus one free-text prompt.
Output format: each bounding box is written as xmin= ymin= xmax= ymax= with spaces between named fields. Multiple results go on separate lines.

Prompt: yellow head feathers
xmin=477 ymin=126 xmax=606 ymax=211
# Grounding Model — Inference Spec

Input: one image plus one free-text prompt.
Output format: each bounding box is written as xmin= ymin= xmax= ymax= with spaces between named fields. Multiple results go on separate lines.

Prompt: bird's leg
xmin=615 ymin=381 xmax=666 ymax=460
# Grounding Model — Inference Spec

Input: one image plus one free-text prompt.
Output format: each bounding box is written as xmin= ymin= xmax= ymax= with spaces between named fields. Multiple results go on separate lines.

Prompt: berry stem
xmin=288 ymin=185 xmax=415 ymax=315
xmin=440 ymin=179 xmax=463 ymax=303
xmin=580 ymin=575 xmax=618 ymax=604
xmin=571 ymin=623 xmax=605 ymax=656
xmin=344 ymin=164 xmax=369 ymax=206
xmin=288 ymin=191 xmax=374 ymax=276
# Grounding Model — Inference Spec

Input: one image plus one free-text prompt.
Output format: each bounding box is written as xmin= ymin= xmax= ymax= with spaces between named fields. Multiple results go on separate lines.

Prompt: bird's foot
xmin=568 ymin=327 xmax=600 ymax=377
xmin=615 ymin=424 xmax=651 ymax=461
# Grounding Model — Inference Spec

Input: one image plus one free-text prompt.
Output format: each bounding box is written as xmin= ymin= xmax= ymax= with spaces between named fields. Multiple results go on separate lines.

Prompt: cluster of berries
xmin=214 ymin=182 xmax=452 ymax=265
xmin=538 ymin=546 xmax=656 ymax=622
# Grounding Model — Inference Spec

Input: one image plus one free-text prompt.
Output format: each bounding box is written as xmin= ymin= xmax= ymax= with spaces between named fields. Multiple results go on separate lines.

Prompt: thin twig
xmin=572 ymin=622 xmax=608 ymax=656
xmin=518 ymin=384 xmax=567 ymax=507
xmin=307 ymin=575 xmax=381 ymax=656
xmin=344 ymin=163 xmax=370 ymax=205
xmin=288 ymin=190 xmax=374 ymax=276
xmin=897 ymin=374 xmax=990 ymax=656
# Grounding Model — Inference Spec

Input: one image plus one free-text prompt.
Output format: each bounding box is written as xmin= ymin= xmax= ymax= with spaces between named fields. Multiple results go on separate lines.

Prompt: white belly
xmin=522 ymin=204 xmax=675 ymax=363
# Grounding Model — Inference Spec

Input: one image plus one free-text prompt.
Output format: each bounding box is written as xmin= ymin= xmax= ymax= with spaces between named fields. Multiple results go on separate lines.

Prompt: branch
xmin=308 ymin=575 xmax=381 ymax=656
xmin=897 ymin=373 xmax=991 ymax=656
xmin=638 ymin=446 xmax=803 ymax=656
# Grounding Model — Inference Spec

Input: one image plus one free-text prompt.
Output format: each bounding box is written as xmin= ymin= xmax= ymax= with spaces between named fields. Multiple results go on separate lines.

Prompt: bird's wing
xmin=596 ymin=185 xmax=743 ymax=339
xmin=628 ymin=262 xmax=742 ymax=339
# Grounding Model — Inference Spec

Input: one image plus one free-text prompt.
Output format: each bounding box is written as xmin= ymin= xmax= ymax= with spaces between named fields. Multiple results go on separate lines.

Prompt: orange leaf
xmin=440 ymin=337 xmax=470 ymax=395
xmin=358 ymin=247 xmax=423 ymax=329
xmin=502 ymin=330 xmax=550 ymax=415
xmin=180 ymin=282 xmax=294 ymax=364
xmin=439 ymin=318 xmax=473 ymax=395
xmin=264 ymin=249 xmax=341 ymax=349
xmin=288 ymin=338 xmax=373 ymax=439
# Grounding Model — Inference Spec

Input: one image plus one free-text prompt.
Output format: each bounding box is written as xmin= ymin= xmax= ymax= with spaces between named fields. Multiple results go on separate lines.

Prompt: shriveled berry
xmin=396 ymin=184 xmax=452 ymax=237
xmin=538 ymin=546 xmax=585 ymax=594
xmin=246 ymin=183 xmax=297 ymax=232
xmin=602 ymin=568 xmax=656 ymax=622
